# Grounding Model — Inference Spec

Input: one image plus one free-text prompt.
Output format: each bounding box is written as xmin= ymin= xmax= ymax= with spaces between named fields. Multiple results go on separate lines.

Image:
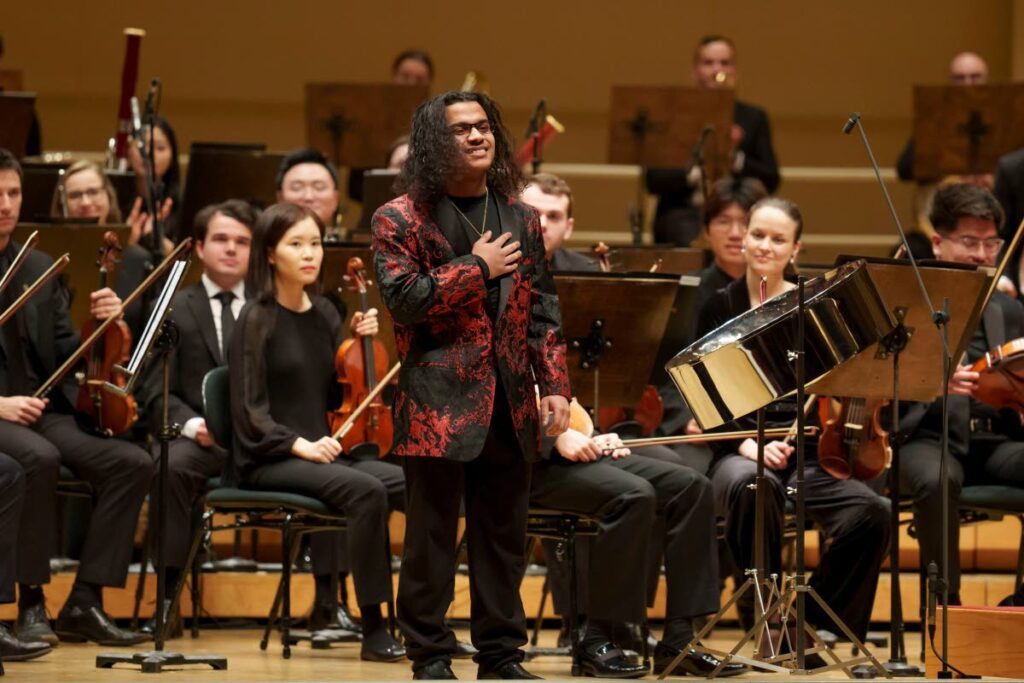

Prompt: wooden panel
xmin=928 ymin=605 xmax=1024 ymax=678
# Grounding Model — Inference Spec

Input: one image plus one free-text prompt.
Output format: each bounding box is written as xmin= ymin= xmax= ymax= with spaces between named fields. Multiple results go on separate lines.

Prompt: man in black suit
xmin=0 ymin=149 xmax=151 ymax=647
xmin=900 ymin=183 xmax=1024 ymax=604
xmin=137 ymin=199 xmax=256 ymax=632
xmin=646 ymin=35 xmax=780 ymax=246
xmin=521 ymin=173 xmax=598 ymax=272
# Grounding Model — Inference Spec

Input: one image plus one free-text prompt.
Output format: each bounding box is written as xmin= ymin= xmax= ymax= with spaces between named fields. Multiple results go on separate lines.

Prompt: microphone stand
xmin=527 ymin=99 xmax=546 ymax=175
xmin=844 ymin=112 xmax=965 ymax=679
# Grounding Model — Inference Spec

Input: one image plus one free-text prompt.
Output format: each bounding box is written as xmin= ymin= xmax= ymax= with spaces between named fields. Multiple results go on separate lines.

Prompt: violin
xmin=816 ymin=397 xmax=891 ymax=481
xmin=329 ymin=257 xmax=394 ymax=455
xmin=74 ymin=232 xmax=137 ymax=436
xmin=970 ymin=338 xmax=1024 ymax=412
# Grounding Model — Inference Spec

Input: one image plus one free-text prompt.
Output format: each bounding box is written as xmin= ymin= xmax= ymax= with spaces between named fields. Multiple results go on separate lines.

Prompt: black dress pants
xmin=0 ymin=453 xmax=25 ymax=603
xmin=900 ymin=435 xmax=1024 ymax=601
xmin=398 ymin=389 xmax=531 ymax=672
xmin=308 ymin=455 xmax=405 ymax=577
xmin=710 ymin=454 xmax=890 ymax=639
xmin=243 ymin=455 xmax=393 ymax=607
xmin=151 ymin=438 xmax=227 ymax=570
xmin=0 ymin=413 xmax=153 ymax=588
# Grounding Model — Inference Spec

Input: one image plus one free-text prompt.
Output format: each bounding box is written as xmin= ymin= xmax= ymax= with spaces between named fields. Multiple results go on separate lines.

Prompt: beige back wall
xmin=3 ymin=0 xmax=1017 ymax=183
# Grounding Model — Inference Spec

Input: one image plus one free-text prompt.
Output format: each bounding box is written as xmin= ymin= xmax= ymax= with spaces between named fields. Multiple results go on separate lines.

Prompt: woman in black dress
xmin=696 ymin=197 xmax=890 ymax=647
xmin=228 ymin=202 xmax=404 ymax=662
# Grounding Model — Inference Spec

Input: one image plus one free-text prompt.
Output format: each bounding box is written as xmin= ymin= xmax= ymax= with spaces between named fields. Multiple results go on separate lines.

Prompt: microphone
xmin=690 ymin=125 xmax=714 ymax=166
xmin=927 ymin=560 xmax=939 ymax=636
xmin=842 ymin=112 xmax=860 ymax=135
xmin=526 ymin=98 xmax=546 ymax=138
xmin=130 ymin=96 xmax=142 ymax=141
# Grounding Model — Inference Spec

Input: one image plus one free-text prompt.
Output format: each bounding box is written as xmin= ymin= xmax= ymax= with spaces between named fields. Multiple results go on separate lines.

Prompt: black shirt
xmin=228 ymin=296 xmax=342 ymax=481
xmin=0 ymin=246 xmax=41 ymax=395
xmin=447 ymin=192 xmax=503 ymax=321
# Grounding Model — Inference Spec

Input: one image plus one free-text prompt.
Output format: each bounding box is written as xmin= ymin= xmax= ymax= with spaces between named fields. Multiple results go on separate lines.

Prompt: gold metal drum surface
xmin=665 ymin=260 xmax=896 ymax=429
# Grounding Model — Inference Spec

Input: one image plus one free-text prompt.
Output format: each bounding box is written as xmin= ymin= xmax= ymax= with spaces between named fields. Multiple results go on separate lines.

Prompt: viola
xmin=816 ymin=397 xmax=891 ymax=481
xmin=970 ymin=338 xmax=1024 ymax=412
xmin=74 ymin=231 xmax=137 ymax=436
xmin=329 ymin=257 xmax=395 ymax=456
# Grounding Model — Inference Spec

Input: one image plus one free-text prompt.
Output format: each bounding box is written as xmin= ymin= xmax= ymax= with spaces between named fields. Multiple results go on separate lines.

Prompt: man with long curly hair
xmin=372 ymin=92 xmax=571 ymax=679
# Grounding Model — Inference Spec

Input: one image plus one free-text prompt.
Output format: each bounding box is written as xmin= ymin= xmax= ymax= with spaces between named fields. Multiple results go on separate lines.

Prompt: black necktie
xmin=214 ymin=291 xmax=236 ymax=360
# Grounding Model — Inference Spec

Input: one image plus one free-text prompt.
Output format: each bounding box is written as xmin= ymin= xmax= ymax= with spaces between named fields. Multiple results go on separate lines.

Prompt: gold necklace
xmin=450 ymin=189 xmax=489 ymax=236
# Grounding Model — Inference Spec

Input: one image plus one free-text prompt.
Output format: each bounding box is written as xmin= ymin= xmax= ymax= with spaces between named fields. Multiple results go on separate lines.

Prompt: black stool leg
xmin=281 ymin=515 xmax=294 ymax=659
xmin=566 ymin=518 xmax=581 ymax=677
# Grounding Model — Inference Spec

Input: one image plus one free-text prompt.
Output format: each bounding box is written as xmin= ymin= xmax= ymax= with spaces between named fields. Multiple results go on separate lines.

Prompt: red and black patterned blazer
xmin=371 ymin=191 xmax=570 ymax=462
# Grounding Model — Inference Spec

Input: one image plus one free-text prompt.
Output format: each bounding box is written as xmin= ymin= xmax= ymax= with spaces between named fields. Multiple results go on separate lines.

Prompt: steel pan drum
xmin=665 ymin=260 xmax=895 ymax=429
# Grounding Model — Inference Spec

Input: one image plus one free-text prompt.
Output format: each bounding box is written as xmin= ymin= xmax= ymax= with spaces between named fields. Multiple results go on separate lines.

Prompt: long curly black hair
xmin=396 ymin=91 xmax=523 ymax=204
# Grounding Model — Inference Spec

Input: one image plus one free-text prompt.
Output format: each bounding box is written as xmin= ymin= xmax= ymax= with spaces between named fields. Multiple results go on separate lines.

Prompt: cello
xmin=74 ymin=232 xmax=137 ymax=436
xmin=330 ymin=257 xmax=394 ymax=455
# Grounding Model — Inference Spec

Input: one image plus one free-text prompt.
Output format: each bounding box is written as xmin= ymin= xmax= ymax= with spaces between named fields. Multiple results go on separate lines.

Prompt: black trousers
xmin=900 ymin=435 xmax=1024 ymax=601
xmin=397 ymin=389 xmax=531 ymax=672
xmin=532 ymin=445 xmax=721 ymax=623
xmin=710 ymin=454 xmax=890 ymax=639
xmin=0 ymin=454 xmax=25 ymax=603
xmin=639 ymin=441 xmax=715 ymax=477
xmin=309 ymin=455 xmax=405 ymax=577
xmin=243 ymin=455 xmax=394 ymax=608
xmin=0 ymin=414 xmax=153 ymax=588
xmin=150 ymin=438 xmax=227 ymax=570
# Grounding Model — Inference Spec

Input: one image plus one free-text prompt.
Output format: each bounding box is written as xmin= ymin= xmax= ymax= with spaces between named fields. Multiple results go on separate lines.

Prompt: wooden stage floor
xmin=5 ymin=627 xmax=1013 ymax=682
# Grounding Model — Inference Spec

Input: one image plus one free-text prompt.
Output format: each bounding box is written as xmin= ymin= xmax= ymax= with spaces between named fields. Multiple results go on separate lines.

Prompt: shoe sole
xmin=55 ymin=630 xmax=150 ymax=647
xmin=1 ymin=646 xmax=53 ymax=662
xmin=579 ymin=663 xmax=648 ymax=679
xmin=15 ymin=632 xmax=58 ymax=647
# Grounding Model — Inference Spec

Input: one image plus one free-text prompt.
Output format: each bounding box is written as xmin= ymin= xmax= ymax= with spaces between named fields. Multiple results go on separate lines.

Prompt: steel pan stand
xmin=769 ymin=277 xmax=887 ymax=678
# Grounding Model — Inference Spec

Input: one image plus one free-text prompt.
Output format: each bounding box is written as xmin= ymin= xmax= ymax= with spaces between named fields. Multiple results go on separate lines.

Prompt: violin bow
xmin=0 ymin=254 xmax=71 ymax=327
xmin=604 ymin=426 xmax=820 ymax=454
xmin=0 ymin=230 xmax=40 ymax=300
xmin=332 ymin=362 xmax=401 ymax=440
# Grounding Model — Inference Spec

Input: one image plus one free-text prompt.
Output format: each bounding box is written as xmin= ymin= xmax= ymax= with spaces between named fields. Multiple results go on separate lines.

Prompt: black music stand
xmin=355 ymin=169 xmax=399 ymax=234
xmin=553 ymin=272 xmax=678 ymax=411
xmin=0 ymin=92 xmax=35 ymax=158
xmin=178 ymin=143 xmax=281 ymax=241
xmin=608 ymin=86 xmax=733 ymax=246
xmin=814 ymin=257 xmax=989 ymax=678
xmin=96 ymin=252 xmax=227 ymax=673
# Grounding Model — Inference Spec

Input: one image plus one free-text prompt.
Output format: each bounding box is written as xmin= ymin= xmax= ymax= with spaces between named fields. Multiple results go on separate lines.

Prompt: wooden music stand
xmin=179 ymin=142 xmax=282 ymax=242
xmin=13 ymin=223 xmax=133 ymax=329
xmin=305 ymin=83 xmax=428 ymax=168
xmin=600 ymin=245 xmax=706 ymax=275
xmin=809 ymin=258 xmax=991 ymax=400
xmin=913 ymin=84 xmax=1024 ymax=180
xmin=554 ymin=271 xmax=678 ymax=409
xmin=608 ymin=85 xmax=733 ymax=173
xmin=0 ymin=92 xmax=35 ymax=159
xmin=0 ymin=69 xmax=24 ymax=91
xmin=321 ymin=244 xmax=397 ymax=362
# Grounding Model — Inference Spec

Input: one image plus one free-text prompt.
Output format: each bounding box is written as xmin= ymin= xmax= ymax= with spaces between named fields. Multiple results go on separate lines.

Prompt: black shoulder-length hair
xmin=247 ymin=202 xmax=325 ymax=303
xmin=396 ymin=91 xmax=523 ymax=204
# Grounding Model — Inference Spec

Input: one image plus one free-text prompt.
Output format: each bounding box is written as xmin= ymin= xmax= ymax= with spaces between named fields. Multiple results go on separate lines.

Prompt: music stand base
xmin=96 ymin=650 xmax=227 ymax=673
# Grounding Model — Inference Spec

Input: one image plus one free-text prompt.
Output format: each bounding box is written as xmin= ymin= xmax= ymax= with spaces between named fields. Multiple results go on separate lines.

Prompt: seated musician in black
xmin=899 ymin=183 xmax=1024 ymax=605
xmin=697 ymin=197 xmax=890 ymax=651
xmin=0 ymin=149 xmax=152 ymax=646
xmin=227 ymin=202 xmax=404 ymax=662
xmin=653 ymin=176 xmax=766 ymax=476
xmin=522 ymin=174 xmax=743 ymax=678
xmin=646 ymin=35 xmax=779 ymax=247
xmin=0 ymin=454 xmax=52 ymax=661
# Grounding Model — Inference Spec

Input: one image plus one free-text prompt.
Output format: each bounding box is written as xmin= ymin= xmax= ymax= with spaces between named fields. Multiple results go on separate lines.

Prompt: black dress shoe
xmin=652 ymin=641 xmax=746 ymax=677
xmin=360 ymin=632 xmax=406 ymax=662
xmin=15 ymin=601 xmax=57 ymax=646
xmin=0 ymin=623 xmax=51 ymax=661
xmin=577 ymin=642 xmax=647 ymax=679
xmin=452 ymin=638 xmax=477 ymax=659
xmin=478 ymin=661 xmax=542 ymax=679
xmin=140 ymin=600 xmax=183 ymax=639
xmin=308 ymin=601 xmax=362 ymax=634
xmin=413 ymin=660 xmax=457 ymax=679
xmin=55 ymin=603 xmax=150 ymax=646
